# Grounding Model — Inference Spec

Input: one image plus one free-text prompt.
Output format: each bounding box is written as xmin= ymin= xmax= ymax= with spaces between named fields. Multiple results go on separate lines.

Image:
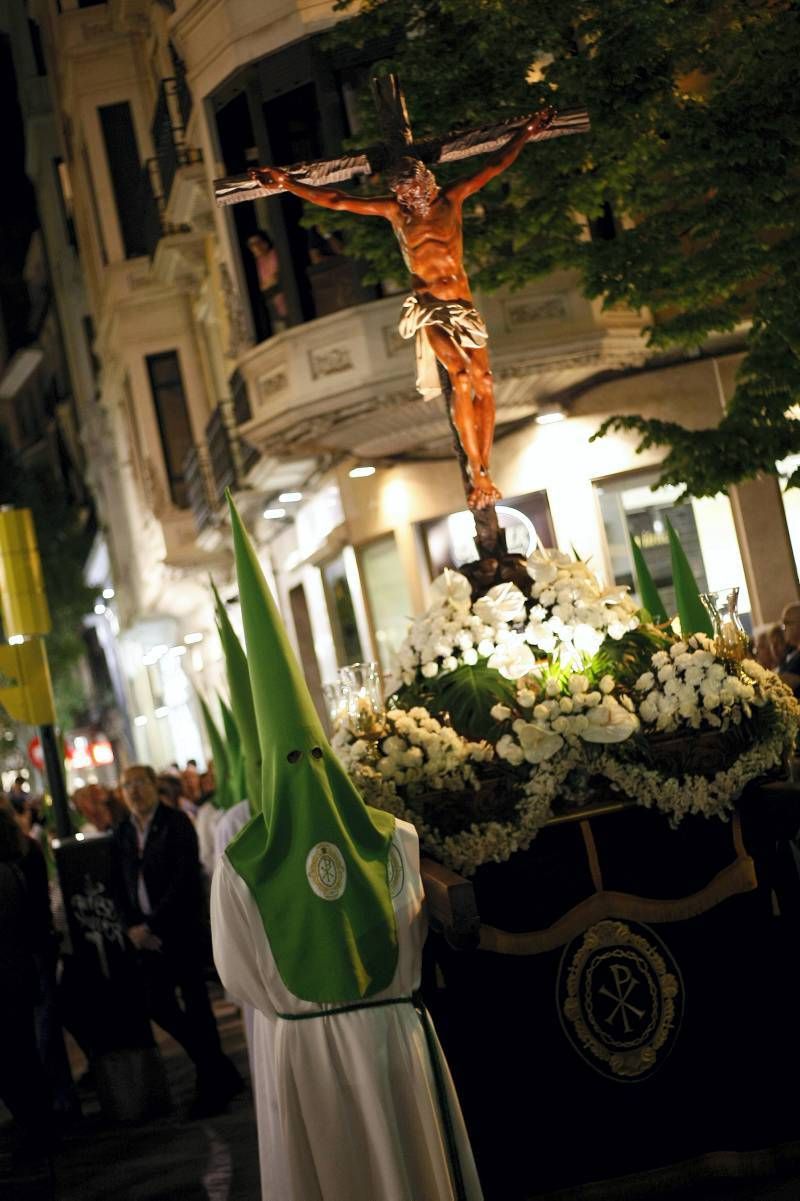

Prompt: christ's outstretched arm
xmin=250 ymin=166 xmax=396 ymax=219
xmin=445 ymin=108 xmax=555 ymax=205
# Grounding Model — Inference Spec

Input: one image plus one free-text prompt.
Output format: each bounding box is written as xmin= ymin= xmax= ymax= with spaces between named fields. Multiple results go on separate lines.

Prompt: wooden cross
xmin=214 ymin=75 xmax=588 ymax=207
xmin=214 ymin=76 xmax=589 ymax=572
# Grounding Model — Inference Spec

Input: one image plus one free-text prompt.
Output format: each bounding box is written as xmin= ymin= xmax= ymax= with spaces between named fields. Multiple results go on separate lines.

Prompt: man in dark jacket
xmin=115 ymin=764 xmax=241 ymax=1117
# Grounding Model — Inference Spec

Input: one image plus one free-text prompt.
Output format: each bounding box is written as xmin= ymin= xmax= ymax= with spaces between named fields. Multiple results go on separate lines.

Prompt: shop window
xmin=321 ymin=553 xmax=363 ymax=665
xmin=359 ymin=535 xmax=414 ymax=675
xmin=595 ymin=470 xmax=751 ymax=628
xmin=422 ymin=490 xmax=556 ymax=578
xmin=145 ymin=351 xmax=193 ymax=509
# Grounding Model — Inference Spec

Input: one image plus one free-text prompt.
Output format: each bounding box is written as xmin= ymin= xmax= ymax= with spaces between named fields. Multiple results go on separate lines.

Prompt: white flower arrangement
xmin=632 ymin=633 xmax=759 ymax=734
xmin=398 ymin=549 xmax=640 ymax=687
xmin=332 ymin=548 xmax=800 ymax=876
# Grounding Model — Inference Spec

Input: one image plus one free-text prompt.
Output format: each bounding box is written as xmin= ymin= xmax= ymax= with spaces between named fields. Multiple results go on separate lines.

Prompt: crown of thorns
xmin=388 ymin=157 xmax=436 ymax=190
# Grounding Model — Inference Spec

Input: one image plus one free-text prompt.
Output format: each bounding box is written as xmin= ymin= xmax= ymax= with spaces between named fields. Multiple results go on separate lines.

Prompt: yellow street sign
xmin=0 ymin=638 xmax=57 ymax=725
xmin=0 ymin=508 xmax=52 ymax=637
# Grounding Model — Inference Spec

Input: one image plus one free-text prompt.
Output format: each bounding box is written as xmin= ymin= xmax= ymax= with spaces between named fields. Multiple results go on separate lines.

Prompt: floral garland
xmin=333 ymin=549 xmax=800 ymax=875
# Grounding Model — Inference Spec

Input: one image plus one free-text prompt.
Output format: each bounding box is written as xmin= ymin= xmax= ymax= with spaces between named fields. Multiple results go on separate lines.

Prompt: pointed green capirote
xmin=212 ymin=580 xmax=263 ymax=816
xmin=198 ymin=694 xmax=232 ymax=810
xmin=666 ymin=519 xmax=714 ymax=636
xmin=220 ymin=696 xmax=248 ymax=809
xmin=630 ymin=535 xmax=668 ymax=624
xmin=224 ymin=492 xmax=398 ymax=1004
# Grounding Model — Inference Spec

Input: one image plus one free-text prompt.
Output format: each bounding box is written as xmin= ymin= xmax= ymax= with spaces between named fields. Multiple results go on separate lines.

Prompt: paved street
xmin=0 ymin=988 xmax=260 ymax=1201
xmin=3 ymin=986 xmax=800 ymax=1201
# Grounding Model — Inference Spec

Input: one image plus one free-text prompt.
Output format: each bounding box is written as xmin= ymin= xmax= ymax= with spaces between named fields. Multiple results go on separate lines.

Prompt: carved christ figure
xmin=251 ymin=110 xmax=553 ymax=510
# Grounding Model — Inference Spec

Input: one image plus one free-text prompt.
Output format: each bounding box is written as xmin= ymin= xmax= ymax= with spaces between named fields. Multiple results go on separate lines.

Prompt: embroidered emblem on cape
xmin=557 ymin=919 xmax=684 ymax=1082
xmin=306 ymin=843 xmax=347 ymax=901
xmin=387 ymin=841 xmax=405 ymax=899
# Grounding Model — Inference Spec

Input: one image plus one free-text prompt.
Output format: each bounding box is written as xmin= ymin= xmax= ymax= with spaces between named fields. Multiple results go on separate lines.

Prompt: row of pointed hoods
xmin=202 ymin=495 xmax=398 ymax=1004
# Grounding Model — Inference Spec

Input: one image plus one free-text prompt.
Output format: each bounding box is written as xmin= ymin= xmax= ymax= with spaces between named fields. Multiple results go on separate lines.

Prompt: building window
xmin=145 ymin=351 xmax=194 ymax=509
xmin=212 ymin=37 xmax=378 ymax=343
xmin=595 ymin=469 xmax=751 ymax=628
xmin=321 ymin=553 xmax=364 ymax=665
xmin=359 ymin=535 xmax=414 ymax=675
xmin=422 ymin=490 xmax=556 ymax=578
xmin=98 ymin=101 xmax=149 ymax=259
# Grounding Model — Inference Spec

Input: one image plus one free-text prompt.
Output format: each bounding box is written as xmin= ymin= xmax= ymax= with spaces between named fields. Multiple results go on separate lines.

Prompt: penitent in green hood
xmin=224 ymin=494 xmax=398 ymax=1004
xmin=198 ymin=694 xmax=234 ymax=810
xmin=212 ymin=581 xmax=262 ymax=817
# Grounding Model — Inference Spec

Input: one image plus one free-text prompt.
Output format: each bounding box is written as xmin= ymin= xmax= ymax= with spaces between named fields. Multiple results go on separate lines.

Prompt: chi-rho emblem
xmin=387 ymin=841 xmax=405 ymax=899
xmin=306 ymin=842 xmax=347 ymax=900
xmin=558 ymin=919 xmax=684 ymax=1082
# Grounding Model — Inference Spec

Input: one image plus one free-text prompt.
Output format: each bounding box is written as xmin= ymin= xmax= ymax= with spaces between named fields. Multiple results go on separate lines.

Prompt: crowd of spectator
xmin=0 ymin=755 xmax=242 ymax=1180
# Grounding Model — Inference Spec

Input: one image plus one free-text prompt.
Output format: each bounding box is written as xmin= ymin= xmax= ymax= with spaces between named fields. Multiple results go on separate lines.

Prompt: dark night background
xmin=0 ymin=32 xmax=38 ymax=357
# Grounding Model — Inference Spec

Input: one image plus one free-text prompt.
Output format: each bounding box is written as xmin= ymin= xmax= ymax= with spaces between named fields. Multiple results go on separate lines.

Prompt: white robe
xmin=212 ymin=800 xmax=257 ymax=1074
xmin=211 ymin=818 xmax=482 ymax=1201
xmin=195 ymin=801 xmax=222 ymax=880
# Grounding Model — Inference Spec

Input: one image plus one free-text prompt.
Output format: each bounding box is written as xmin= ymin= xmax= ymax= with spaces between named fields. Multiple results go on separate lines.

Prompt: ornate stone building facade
xmin=22 ymin=0 xmax=800 ymax=755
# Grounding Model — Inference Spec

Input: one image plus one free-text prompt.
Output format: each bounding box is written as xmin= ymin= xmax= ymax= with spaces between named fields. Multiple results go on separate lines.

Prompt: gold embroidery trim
xmin=478 ymin=856 xmax=757 ymax=957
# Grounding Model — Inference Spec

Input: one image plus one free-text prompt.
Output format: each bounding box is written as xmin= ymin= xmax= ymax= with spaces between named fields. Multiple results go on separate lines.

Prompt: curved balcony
xmin=233 ymin=270 xmax=649 ymax=476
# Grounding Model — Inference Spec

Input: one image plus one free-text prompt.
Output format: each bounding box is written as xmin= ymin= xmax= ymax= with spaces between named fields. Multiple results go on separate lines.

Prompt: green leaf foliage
xmin=394 ymin=661 xmax=518 ymax=741
xmin=630 ymin=536 xmax=668 ymax=624
xmin=323 ymin=0 xmax=800 ymax=496
xmin=666 ymin=519 xmax=714 ymax=636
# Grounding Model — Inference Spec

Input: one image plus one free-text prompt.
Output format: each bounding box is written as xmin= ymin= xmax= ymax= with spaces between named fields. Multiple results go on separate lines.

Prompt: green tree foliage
xmin=0 ymin=433 xmax=95 ymax=726
xmin=323 ymin=0 xmax=800 ymax=495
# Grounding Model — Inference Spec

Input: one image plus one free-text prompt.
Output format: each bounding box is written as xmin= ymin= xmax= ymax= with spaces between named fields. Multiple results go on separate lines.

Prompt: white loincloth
xmin=398 ymin=295 xmax=488 ymax=401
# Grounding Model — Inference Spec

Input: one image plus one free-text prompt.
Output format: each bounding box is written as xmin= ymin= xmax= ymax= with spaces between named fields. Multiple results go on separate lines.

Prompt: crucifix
xmin=214 ymin=77 xmax=588 ymax=563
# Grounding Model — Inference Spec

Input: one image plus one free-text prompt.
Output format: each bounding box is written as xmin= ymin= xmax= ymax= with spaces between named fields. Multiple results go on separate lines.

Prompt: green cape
xmin=225 ymin=495 xmax=398 ymax=1004
xmin=212 ymin=581 xmax=262 ymax=816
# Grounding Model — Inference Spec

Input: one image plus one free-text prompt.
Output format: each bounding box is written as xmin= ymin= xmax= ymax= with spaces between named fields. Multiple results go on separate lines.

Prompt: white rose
xmin=490 ymin=703 xmax=512 ymax=721
xmin=581 ymin=697 xmax=639 ymax=743
xmin=517 ymin=688 xmax=537 ymax=708
xmin=635 ymin=672 xmax=655 ymax=692
xmin=430 ymin=568 xmax=472 ymax=608
xmin=515 ymin=721 xmax=565 ymax=764
xmin=421 ymin=661 xmax=438 ymax=678
xmin=462 ymin=647 xmax=478 ymax=666
xmin=569 ymin=674 xmax=590 ymax=695
xmin=474 ymin=581 xmax=527 ymax=625
xmin=477 ymin=638 xmax=497 ymax=658
xmin=599 ymin=674 xmax=615 ymax=695
xmin=441 ymin=656 xmax=458 ymax=672
xmin=496 ymin=734 xmax=525 ymax=766
xmin=526 ymin=552 xmax=559 ymax=587
xmin=488 ymin=639 xmax=536 ymax=681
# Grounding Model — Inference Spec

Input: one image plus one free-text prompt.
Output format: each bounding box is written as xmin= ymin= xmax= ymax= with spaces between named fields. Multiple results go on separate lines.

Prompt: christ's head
xmin=388 ymin=157 xmax=438 ymax=215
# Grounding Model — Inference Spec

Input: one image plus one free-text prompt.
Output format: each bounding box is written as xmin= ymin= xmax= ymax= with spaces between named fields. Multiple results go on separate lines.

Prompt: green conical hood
xmin=225 ymin=494 xmax=398 ymax=1004
xmin=198 ymin=694 xmax=233 ymax=810
xmin=666 ymin=519 xmax=714 ymax=636
xmin=630 ymin=535 xmax=668 ymax=624
xmin=220 ymin=696 xmax=248 ymax=809
xmin=212 ymin=581 xmax=262 ymax=816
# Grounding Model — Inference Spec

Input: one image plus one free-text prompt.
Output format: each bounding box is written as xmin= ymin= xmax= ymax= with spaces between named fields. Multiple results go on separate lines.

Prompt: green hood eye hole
xmin=287 ymin=749 xmax=302 ymax=764
xmin=310 ymin=747 xmax=323 ymax=760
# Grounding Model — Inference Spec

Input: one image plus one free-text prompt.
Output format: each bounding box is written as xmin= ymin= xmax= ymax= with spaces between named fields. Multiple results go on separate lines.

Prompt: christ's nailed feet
xmin=468 ymin=473 xmax=501 ymax=510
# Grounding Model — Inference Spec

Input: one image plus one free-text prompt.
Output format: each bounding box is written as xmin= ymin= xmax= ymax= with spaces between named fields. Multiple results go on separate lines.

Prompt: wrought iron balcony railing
xmin=150 ymin=78 xmax=203 ymax=208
